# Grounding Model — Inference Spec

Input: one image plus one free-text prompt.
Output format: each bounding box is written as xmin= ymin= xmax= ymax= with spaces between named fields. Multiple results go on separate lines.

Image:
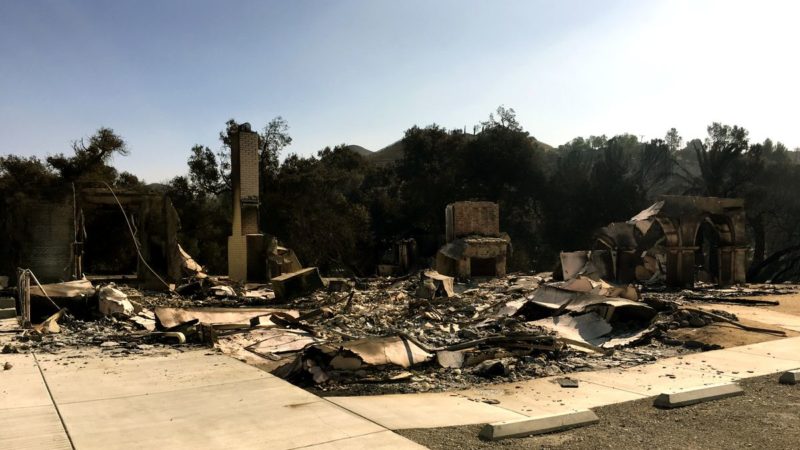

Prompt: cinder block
xmin=0 ymin=297 xmax=15 ymax=308
xmin=271 ymin=267 xmax=324 ymax=301
xmin=653 ymin=383 xmax=743 ymax=408
xmin=479 ymin=410 xmax=599 ymax=440
xmin=0 ymin=307 xmax=16 ymax=319
xmin=779 ymin=369 xmax=800 ymax=385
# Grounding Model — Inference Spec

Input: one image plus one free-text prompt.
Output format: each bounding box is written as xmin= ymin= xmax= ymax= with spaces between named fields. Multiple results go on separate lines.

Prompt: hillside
xmin=364 ymin=135 xmax=553 ymax=166
xmin=344 ymin=145 xmax=373 ymax=157
xmin=365 ymin=140 xmax=405 ymax=166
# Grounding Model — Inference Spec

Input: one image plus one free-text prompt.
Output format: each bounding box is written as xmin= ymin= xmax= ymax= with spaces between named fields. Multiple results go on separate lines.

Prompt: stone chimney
xmin=227 ymin=123 xmax=266 ymax=281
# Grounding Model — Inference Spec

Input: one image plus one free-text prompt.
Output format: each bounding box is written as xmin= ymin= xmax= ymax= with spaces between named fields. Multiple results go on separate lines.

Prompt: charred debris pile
xmin=1 ymin=190 xmax=794 ymax=395
xmin=3 ymin=265 xmax=791 ymax=396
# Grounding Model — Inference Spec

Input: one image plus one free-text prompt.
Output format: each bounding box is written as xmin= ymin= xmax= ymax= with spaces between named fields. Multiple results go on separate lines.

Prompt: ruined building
xmin=435 ymin=201 xmax=511 ymax=278
xmin=586 ymin=195 xmax=748 ymax=288
xmin=1 ymin=185 xmax=183 ymax=288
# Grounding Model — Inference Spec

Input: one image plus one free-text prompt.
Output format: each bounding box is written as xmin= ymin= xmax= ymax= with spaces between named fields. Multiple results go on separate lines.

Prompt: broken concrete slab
xmin=154 ymin=306 xmax=299 ymax=329
xmin=557 ymin=377 xmax=579 ymax=388
xmin=479 ymin=409 xmax=599 ymax=440
xmin=779 ymin=369 xmax=800 ymax=385
xmin=653 ymin=383 xmax=744 ymax=408
xmin=271 ymin=267 xmax=325 ymax=300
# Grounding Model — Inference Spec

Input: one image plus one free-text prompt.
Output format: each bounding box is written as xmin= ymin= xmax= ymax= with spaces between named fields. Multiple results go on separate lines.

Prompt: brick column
xmin=228 ymin=123 xmax=266 ymax=282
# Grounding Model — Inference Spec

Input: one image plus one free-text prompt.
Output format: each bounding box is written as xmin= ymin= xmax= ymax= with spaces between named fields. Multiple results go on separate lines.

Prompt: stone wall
xmin=446 ymin=201 xmax=500 ymax=241
xmin=18 ymin=200 xmax=74 ymax=282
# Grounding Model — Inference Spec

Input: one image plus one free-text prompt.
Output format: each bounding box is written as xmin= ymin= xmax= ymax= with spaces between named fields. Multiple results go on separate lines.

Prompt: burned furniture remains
xmin=435 ymin=201 xmax=510 ymax=279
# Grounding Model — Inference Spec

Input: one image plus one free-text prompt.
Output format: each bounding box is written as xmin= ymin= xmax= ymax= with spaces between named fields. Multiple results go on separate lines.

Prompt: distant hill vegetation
xmin=343 ymin=145 xmax=373 ymax=157
xmin=346 ymin=136 xmax=552 ymax=167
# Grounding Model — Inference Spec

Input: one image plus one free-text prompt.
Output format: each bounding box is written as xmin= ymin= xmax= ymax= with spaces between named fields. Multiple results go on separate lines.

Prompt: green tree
xmin=691 ymin=123 xmax=755 ymax=197
xmin=264 ymin=146 xmax=373 ymax=274
xmin=261 ymin=116 xmax=292 ymax=177
xmin=665 ymin=127 xmax=682 ymax=152
xmin=47 ymin=127 xmax=129 ymax=184
xmin=187 ymin=144 xmax=229 ymax=195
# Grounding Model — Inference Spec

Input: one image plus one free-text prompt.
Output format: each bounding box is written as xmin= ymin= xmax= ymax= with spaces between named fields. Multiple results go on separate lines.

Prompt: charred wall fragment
xmin=592 ymin=195 xmax=748 ymax=288
xmin=1 ymin=184 xmax=183 ymax=288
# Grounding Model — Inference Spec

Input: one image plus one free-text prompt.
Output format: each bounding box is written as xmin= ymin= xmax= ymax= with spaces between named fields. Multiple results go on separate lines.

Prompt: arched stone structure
xmin=595 ymin=196 xmax=748 ymax=288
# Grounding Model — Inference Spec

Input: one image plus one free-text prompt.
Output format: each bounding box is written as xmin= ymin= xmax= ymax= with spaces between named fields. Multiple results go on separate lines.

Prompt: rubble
xmin=153 ymin=306 xmax=298 ymax=329
xmin=30 ymin=279 xmax=95 ymax=298
xmin=271 ymin=268 xmax=325 ymax=301
xmin=2 ymin=262 xmax=794 ymax=396
xmin=98 ymin=284 xmax=135 ymax=317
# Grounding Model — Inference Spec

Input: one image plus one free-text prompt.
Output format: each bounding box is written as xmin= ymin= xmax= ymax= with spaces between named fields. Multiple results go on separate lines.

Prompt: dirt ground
xmin=761 ymin=292 xmax=800 ymax=316
xmin=666 ymin=319 xmax=797 ymax=348
xmin=398 ymin=374 xmax=800 ymax=450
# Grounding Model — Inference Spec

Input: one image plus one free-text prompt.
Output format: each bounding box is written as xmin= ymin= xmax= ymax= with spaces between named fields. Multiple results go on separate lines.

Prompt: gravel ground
xmin=398 ymin=374 xmax=800 ymax=449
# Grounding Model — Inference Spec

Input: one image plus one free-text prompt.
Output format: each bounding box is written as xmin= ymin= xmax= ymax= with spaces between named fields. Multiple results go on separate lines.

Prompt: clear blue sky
xmin=1 ymin=0 xmax=798 ymax=182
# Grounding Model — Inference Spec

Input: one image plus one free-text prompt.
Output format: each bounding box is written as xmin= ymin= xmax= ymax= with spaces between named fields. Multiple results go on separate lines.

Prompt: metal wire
xmin=102 ymin=182 xmax=172 ymax=290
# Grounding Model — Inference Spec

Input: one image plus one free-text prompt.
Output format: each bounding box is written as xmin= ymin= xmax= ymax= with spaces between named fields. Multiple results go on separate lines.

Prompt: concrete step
xmin=0 ymin=307 xmax=17 ymax=319
xmin=0 ymin=297 xmax=15 ymax=308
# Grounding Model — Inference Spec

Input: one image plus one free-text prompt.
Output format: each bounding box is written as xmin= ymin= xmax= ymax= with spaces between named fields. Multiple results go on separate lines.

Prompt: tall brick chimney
xmin=227 ymin=123 xmax=266 ymax=281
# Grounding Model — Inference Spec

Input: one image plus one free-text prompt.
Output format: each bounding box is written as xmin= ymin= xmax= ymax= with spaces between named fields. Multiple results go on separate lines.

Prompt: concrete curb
xmin=479 ymin=410 xmax=599 ymax=440
xmin=779 ymin=369 xmax=800 ymax=385
xmin=653 ymin=383 xmax=743 ymax=408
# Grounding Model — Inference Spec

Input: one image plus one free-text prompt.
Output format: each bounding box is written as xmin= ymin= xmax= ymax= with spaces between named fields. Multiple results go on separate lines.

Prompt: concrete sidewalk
xmin=0 ymin=349 xmax=424 ymax=449
xmin=3 ymin=300 xmax=799 ymax=447
xmin=326 ymin=336 xmax=800 ymax=430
